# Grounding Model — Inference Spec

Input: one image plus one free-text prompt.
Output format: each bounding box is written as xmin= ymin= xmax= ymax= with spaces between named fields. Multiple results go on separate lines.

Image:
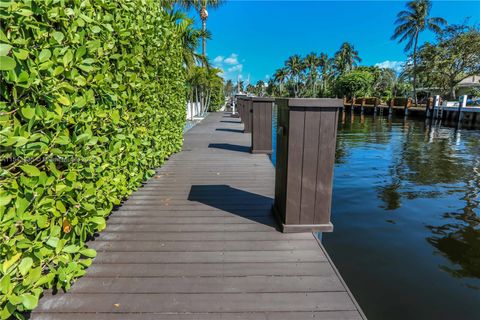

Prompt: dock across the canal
xmin=32 ymin=109 xmax=366 ymax=319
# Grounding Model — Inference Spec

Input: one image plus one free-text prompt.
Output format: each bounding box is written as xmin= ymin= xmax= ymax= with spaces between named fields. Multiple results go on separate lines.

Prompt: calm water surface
xmin=272 ymin=111 xmax=480 ymax=320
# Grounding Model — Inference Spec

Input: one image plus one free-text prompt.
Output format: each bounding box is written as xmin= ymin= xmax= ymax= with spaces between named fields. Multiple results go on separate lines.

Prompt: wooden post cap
xmin=251 ymin=97 xmax=275 ymax=102
xmin=276 ymin=98 xmax=344 ymax=108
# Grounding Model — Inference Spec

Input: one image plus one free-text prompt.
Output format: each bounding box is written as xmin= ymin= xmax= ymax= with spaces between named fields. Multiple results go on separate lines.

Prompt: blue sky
xmin=193 ymin=0 xmax=480 ymax=84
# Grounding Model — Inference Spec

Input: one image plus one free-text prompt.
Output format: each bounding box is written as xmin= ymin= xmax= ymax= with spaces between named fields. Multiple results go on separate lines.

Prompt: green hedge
xmin=209 ymin=83 xmax=225 ymax=111
xmin=0 ymin=1 xmax=186 ymax=318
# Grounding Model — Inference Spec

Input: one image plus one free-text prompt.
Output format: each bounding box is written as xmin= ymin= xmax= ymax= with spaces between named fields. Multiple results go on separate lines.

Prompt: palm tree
xmin=266 ymin=79 xmax=276 ymax=96
xmin=304 ymin=52 xmax=321 ymax=97
xmin=273 ymin=67 xmax=288 ymax=95
xmin=246 ymin=83 xmax=255 ymax=94
xmin=318 ymin=53 xmax=333 ymax=97
xmin=169 ymin=11 xmax=206 ymax=104
xmin=174 ymin=13 xmax=210 ymax=69
xmin=372 ymin=67 xmax=397 ymax=98
xmin=179 ymin=0 xmax=223 ymax=58
xmin=236 ymin=80 xmax=244 ymax=93
xmin=334 ymin=42 xmax=361 ymax=75
xmin=255 ymin=80 xmax=265 ymax=96
xmin=224 ymin=79 xmax=234 ymax=97
xmin=391 ymin=0 xmax=446 ymax=104
xmin=285 ymin=55 xmax=303 ymax=97
xmin=204 ymin=67 xmax=223 ymax=112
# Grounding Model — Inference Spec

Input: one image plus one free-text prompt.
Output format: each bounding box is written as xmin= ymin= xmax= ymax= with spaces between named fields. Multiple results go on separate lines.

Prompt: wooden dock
xmin=32 ymin=112 xmax=365 ymax=320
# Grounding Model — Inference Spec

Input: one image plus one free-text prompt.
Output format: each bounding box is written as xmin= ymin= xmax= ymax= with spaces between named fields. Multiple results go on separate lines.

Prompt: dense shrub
xmin=335 ymin=70 xmax=374 ymax=99
xmin=209 ymin=81 xmax=225 ymax=111
xmin=0 ymin=1 xmax=186 ymax=318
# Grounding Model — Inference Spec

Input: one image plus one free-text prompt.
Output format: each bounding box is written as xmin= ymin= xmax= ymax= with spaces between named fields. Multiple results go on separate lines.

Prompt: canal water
xmin=271 ymin=110 xmax=480 ymax=320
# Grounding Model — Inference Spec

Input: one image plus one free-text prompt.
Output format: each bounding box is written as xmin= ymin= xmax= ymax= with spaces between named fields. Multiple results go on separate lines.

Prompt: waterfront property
xmin=268 ymin=106 xmax=480 ymax=320
xmin=343 ymin=97 xmax=480 ymax=129
xmin=32 ymin=112 xmax=365 ymax=319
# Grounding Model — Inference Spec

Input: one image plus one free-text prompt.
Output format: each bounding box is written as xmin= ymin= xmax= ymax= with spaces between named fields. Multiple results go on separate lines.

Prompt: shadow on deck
xmin=188 ymin=184 xmax=277 ymax=229
xmin=31 ymin=112 xmax=365 ymax=320
xmin=208 ymin=143 xmax=250 ymax=153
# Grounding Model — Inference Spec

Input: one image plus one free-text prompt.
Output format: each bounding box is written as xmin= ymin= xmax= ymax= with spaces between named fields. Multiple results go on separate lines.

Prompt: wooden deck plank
xmin=85 ymin=262 xmax=335 ymax=277
xmin=102 ymin=224 xmax=277 ymax=232
xmin=32 ymin=112 xmax=365 ymax=319
xmin=88 ymin=239 xmax=320 ymax=252
xmin=35 ymin=292 xmax=356 ymax=313
xmin=96 ymin=231 xmax=314 ymax=241
xmin=110 ymin=210 xmax=274 ymax=217
xmin=106 ymin=216 xmax=276 ymax=224
xmin=31 ymin=311 xmax=363 ymax=320
xmin=91 ymin=250 xmax=328 ymax=264
xmin=59 ymin=275 xmax=344 ymax=294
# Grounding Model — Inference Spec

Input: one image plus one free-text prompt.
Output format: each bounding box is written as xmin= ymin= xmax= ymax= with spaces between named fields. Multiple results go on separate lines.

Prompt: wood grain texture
xmin=251 ymin=99 xmax=273 ymax=154
xmin=32 ymin=112 xmax=365 ymax=319
xmin=285 ymin=108 xmax=305 ymax=224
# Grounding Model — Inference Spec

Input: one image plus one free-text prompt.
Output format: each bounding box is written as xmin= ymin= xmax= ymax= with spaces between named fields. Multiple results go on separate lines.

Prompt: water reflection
xmin=271 ymin=108 xmax=480 ymax=314
xmin=426 ymin=164 xmax=480 ymax=282
xmin=336 ymin=116 xmax=479 ymax=233
xmin=326 ymin=112 xmax=480 ymax=319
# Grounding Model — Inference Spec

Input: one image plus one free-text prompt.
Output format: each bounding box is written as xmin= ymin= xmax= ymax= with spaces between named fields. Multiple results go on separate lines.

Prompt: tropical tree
xmin=304 ymin=52 xmax=321 ymax=97
xmin=273 ymin=67 xmax=288 ymax=95
xmin=415 ymin=24 xmax=480 ymax=99
xmin=255 ymin=80 xmax=265 ymax=96
xmin=245 ymin=83 xmax=255 ymax=94
xmin=334 ymin=42 xmax=361 ymax=75
xmin=179 ymin=0 xmax=223 ymax=58
xmin=173 ymin=11 xmax=210 ymax=105
xmin=236 ymin=80 xmax=244 ymax=93
xmin=392 ymin=69 xmax=413 ymax=97
xmin=207 ymin=68 xmax=225 ymax=111
xmin=357 ymin=66 xmax=397 ymax=98
xmin=318 ymin=53 xmax=334 ymax=97
xmin=335 ymin=70 xmax=374 ymax=99
xmin=391 ymin=0 xmax=447 ymax=103
xmin=174 ymin=13 xmax=210 ymax=69
xmin=224 ymin=79 xmax=234 ymax=97
xmin=375 ymin=68 xmax=397 ymax=98
xmin=285 ymin=55 xmax=303 ymax=97
xmin=187 ymin=65 xmax=224 ymax=112
xmin=266 ymin=79 xmax=276 ymax=96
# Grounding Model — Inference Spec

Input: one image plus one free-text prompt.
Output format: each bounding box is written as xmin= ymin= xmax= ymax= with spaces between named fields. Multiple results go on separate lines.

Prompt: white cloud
xmin=374 ymin=60 xmax=404 ymax=73
xmin=224 ymin=53 xmax=239 ymax=65
xmin=227 ymin=64 xmax=243 ymax=73
xmin=213 ymin=53 xmax=244 ymax=81
xmin=213 ymin=55 xmax=224 ymax=64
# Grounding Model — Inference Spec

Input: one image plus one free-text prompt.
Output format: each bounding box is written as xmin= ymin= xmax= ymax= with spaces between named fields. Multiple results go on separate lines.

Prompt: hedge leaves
xmin=0 ymin=0 xmax=186 ymax=318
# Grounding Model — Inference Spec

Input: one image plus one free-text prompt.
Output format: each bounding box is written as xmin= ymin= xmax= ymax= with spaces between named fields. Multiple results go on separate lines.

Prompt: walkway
xmin=32 ymin=112 xmax=365 ymax=319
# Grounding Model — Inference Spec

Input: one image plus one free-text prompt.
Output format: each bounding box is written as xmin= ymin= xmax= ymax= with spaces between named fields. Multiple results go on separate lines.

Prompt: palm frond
xmin=391 ymin=23 xmax=412 ymax=40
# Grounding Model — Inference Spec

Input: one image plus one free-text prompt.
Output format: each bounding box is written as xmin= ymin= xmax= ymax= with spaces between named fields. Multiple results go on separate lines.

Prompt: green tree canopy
xmin=391 ymin=0 xmax=447 ymax=103
xmin=334 ymin=42 xmax=361 ymax=75
xmin=415 ymin=24 xmax=480 ymax=99
xmin=335 ymin=70 xmax=374 ymax=98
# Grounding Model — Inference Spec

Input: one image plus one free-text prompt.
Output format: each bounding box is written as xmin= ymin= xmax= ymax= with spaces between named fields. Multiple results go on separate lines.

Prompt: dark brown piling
xmin=273 ymin=98 xmax=342 ymax=233
xmin=237 ymin=96 xmax=253 ymax=133
xmin=251 ymin=97 xmax=274 ymax=154
xmin=388 ymin=98 xmax=394 ymax=115
xmin=373 ymin=98 xmax=379 ymax=115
